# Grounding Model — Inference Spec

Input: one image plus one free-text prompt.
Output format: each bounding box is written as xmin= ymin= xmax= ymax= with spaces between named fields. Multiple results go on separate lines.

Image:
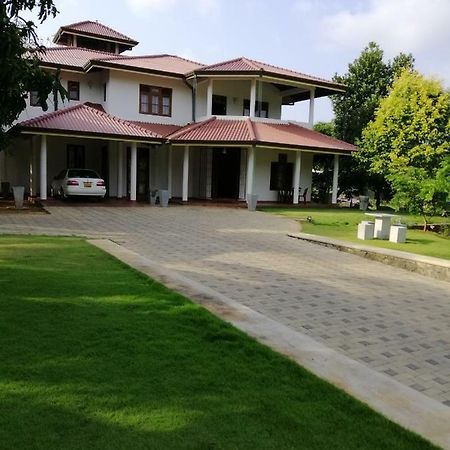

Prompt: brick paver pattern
xmin=1 ymin=206 xmax=449 ymax=406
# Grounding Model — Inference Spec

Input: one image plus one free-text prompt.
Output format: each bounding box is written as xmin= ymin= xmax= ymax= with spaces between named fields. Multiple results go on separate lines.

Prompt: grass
xmin=0 ymin=235 xmax=439 ymax=450
xmin=262 ymin=207 xmax=450 ymax=260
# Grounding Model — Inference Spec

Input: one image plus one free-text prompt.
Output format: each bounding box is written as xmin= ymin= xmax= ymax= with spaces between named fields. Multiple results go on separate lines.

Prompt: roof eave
xmin=56 ymin=28 xmax=138 ymax=46
xmin=188 ymin=70 xmax=346 ymax=93
xmin=18 ymin=126 xmax=163 ymax=144
xmin=84 ymin=60 xmax=186 ymax=79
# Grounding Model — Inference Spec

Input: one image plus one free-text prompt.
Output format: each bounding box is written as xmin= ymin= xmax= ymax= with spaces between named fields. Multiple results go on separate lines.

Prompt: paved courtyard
xmin=1 ymin=205 xmax=449 ymax=407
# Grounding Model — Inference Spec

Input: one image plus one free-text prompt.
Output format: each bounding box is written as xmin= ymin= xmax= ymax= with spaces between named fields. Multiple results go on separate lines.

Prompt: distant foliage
xmin=360 ymin=70 xmax=450 ymax=228
xmin=0 ymin=0 xmax=64 ymax=150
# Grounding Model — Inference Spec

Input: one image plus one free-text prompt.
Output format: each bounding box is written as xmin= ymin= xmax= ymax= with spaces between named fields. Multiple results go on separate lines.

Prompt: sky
xmin=31 ymin=0 xmax=450 ymax=123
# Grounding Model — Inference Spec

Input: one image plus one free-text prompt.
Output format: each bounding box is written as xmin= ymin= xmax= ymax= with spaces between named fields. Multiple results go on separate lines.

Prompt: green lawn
xmin=262 ymin=207 xmax=450 ymax=260
xmin=0 ymin=236 xmax=439 ymax=450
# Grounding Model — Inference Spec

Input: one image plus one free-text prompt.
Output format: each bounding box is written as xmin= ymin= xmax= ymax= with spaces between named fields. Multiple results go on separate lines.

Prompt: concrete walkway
xmin=1 ymin=206 xmax=450 ymax=446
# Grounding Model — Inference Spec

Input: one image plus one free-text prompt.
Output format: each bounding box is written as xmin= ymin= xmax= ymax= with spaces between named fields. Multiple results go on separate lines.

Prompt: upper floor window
xmin=29 ymin=91 xmax=40 ymax=107
xmin=140 ymin=85 xmax=172 ymax=116
xmin=68 ymin=81 xmax=80 ymax=101
xmin=243 ymin=99 xmax=269 ymax=118
xmin=212 ymin=95 xmax=227 ymax=115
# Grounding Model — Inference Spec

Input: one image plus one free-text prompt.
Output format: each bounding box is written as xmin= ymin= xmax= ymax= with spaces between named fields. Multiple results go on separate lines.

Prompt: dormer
xmin=53 ymin=20 xmax=138 ymax=54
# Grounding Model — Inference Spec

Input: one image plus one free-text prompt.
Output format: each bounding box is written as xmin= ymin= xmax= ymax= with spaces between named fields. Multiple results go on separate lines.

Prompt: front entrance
xmin=211 ymin=148 xmax=241 ymax=199
xmin=127 ymin=147 xmax=149 ymax=201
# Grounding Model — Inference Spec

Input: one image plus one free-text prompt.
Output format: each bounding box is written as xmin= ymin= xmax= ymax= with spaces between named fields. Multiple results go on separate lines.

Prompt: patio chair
xmin=300 ymin=187 xmax=308 ymax=204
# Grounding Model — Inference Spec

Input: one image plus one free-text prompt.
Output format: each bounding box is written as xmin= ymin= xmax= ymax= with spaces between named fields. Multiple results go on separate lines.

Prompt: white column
xmin=29 ymin=136 xmax=38 ymax=197
xmin=308 ymin=88 xmax=315 ymax=128
xmin=332 ymin=154 xmax=339 ymax=204
xmin=249 ymin=79 xmax=257 ymax=118
xmin=293 ymin=151 xmax=301 ymax=204
xmin=72 ymin=35 xmax=77 ymax=47
xmin=117 ymin=142 xmax=123 ymax=198
xmin=39 ymin=135 xmax=47 ymax=200
xmin=167 ymin=146 xmax=172 ymax=198
xmin=246 ymin=146 xmax=255 ymax=196
xmin=206 ymin=79 xmax=213 ymax=116
xmin=130 ymin=142 xmax=137 ymax=201
xmin=115 ymin=43 xmax=120 ymax=54
xmin=182 ymin=146 xmax=189 ymax=202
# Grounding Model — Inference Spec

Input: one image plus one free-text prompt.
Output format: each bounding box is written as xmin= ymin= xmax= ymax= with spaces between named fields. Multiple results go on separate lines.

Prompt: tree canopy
xmin=359 ymin=70 xmax=450 ymax=226
xmin=332 ymin=42 xmax=414 ymax=145
xmin=0 ymin=0 xmax=63 ymax=150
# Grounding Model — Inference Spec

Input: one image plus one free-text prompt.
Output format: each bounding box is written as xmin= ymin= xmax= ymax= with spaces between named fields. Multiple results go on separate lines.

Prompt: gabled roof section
xmin=86 ymin=54 xmax=204 ymax=77
xmin=38 ymin=46 xmax=123 ymax=71
xmin=168 ymin=117 xmax=357 ymax=153
xmin=17 ymin=103 xmax=162 ymax=142
xmin=190 ymin=56 xmax=346 ymax=97
xmin=54 ymin=20 xmax=138 ymax=46
xmin=130 ymin=121 xmax=184 ymax=138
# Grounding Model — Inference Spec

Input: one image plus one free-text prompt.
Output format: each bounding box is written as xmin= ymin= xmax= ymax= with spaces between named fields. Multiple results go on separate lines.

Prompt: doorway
xmin=211 ymin=148 xmax=241 ymax=199
xmin=127 ymin=147 xmax=149 ymax=201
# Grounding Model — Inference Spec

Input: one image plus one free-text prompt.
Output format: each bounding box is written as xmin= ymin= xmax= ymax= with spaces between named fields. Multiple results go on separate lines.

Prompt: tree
xmin=332 ymin=42 xmax=414 ymax=145
xmin=359 ymin=70 xmax=450 ymax=229
xmin=331 ymin=42 xmax=414 ymax=207
xmin=0 ymin=0 xmax=64 ymax=151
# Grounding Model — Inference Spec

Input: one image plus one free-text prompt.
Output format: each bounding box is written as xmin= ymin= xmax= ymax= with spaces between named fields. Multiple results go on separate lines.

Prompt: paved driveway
xmin=1 ymin=206 xmax=450 ymax=407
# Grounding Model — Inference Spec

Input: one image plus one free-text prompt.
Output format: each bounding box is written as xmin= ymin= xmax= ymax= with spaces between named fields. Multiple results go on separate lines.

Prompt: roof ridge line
xmin=19 ymin=102 xmax=87 ymax=126
xmin=245 ymin=118 xmax=257 ymax=141
xmin=241 ymin=57 xmax=263 ymax=71
xmin=60 ymin=20 xmax=137 ymax=43
xmin=167 ymin=116 xmax=216 ymax=139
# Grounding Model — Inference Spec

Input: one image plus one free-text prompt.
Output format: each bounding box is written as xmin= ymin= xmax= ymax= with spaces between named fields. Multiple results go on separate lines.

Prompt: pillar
xmin=293 ymin=151 xmax=301 ymax=204
xmin=206 ymin=79 xmax=213 ymax=116
xmin=168 ymin=146 xmax=172 ymax=198
xmin=117 ymin=142 xmax=124 ymax=198
xmin=29 ymin=136 xmax=39 ymax=197
xmin=332 ymin=154 xmax=339 ymax=204
xmin=249 ymin=79 xmax=257 ymax=118
xmin=130 ymin=142 xmax=137 ymax=201
xmin=308 ymin=88 xmax=315 ymax=128
xmin=39 ymin=135 xmax=47 ymax=200
xmin=182 ymin=146 xmax=189 ymax=202
xmin=246 ymin=146 xmax=255 ymax=196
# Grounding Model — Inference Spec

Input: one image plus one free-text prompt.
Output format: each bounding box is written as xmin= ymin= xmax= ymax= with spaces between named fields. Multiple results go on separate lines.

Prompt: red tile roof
xmin=55 ymin=20 xmax=138 ymax=45
xmin=18 ymin=103 xmax=162 ymax=141
xmin=191 ymin=57 xmax=345 ymax=93
xmin=38 ymin=46 xmax=122 ymax=70
xmin=168 ymin=117 xmax=357 ymax=153
xmin=131 ymin=121 xmax=183 ymax=138
xmin=87 ymin=54 xmax=204 ymax=76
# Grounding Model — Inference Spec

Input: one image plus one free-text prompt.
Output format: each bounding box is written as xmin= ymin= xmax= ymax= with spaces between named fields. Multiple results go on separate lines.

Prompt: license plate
xmin=84 ymin=182 xmax=92 ymax=188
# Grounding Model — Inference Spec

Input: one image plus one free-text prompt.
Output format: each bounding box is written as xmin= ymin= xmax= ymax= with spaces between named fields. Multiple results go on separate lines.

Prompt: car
xmin=50 ymin=168 xmax=106 ymax=200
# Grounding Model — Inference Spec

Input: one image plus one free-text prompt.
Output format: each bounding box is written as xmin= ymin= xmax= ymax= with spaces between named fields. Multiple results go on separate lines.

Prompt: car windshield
xmin=67 ymin=169 xmax=100 ymax=179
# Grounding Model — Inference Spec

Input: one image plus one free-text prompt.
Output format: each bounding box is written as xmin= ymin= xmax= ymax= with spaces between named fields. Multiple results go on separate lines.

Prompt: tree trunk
xmin=375 ymin=191 xmax=381 ymax=210
xmin=422 ymin=215 xmax=428 ymax=232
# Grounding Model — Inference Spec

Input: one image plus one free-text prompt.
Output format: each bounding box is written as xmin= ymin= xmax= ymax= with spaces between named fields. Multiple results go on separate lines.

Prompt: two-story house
xmin=1 ymin=20 xmax=356 ymax=205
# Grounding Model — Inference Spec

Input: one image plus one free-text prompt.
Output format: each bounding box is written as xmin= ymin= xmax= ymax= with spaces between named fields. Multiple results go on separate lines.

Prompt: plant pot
xmin=13 ymin=186 xmax=25 ymax=209
xmin=359 ymin=195 xmax=369 ymax=211
xmin=159 ymin=189 xmax=169 ymax=207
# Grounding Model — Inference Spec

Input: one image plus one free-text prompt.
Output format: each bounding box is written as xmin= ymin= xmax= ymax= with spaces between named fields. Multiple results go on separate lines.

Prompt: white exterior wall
xmin=106 ymin=71 xmax=192 ymax=124
xmin=16 ymin=70 xmax=105 ymax=123
xmin=196 ymin=79 xmax=282 ymax=119
xmin=252 ymin=148 xmax=313 ymax=202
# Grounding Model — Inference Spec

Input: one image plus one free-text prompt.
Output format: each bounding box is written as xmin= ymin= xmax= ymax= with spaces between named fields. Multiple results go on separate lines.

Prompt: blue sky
xmin=33 ymin=0 xmax=450 ymax=123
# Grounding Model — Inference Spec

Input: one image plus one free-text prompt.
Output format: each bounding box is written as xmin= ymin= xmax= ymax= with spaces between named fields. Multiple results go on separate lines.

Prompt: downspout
xmin=183 ymin=76 xmax=196 ymax=122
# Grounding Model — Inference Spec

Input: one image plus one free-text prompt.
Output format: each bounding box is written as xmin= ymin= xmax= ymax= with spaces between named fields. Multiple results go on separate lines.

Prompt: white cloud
xmin=126 ymin=0 xmax=220 ymax=16
xmin=127 ymin=0 xmax=176 ymax=12
xmin=319 ymin=0 xmax=450 ymax=83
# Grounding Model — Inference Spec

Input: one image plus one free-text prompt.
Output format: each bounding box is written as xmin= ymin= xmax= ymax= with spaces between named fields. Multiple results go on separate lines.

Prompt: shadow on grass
xmin=0 ymin=236 xmax=438 ymax=450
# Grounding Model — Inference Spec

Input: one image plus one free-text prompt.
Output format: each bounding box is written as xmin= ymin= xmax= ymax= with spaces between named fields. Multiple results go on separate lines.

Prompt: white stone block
xmin=357 ymin=221 xmax=374 ymax=240
xmin=389 ymin=225 xmax=407 ymax=243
